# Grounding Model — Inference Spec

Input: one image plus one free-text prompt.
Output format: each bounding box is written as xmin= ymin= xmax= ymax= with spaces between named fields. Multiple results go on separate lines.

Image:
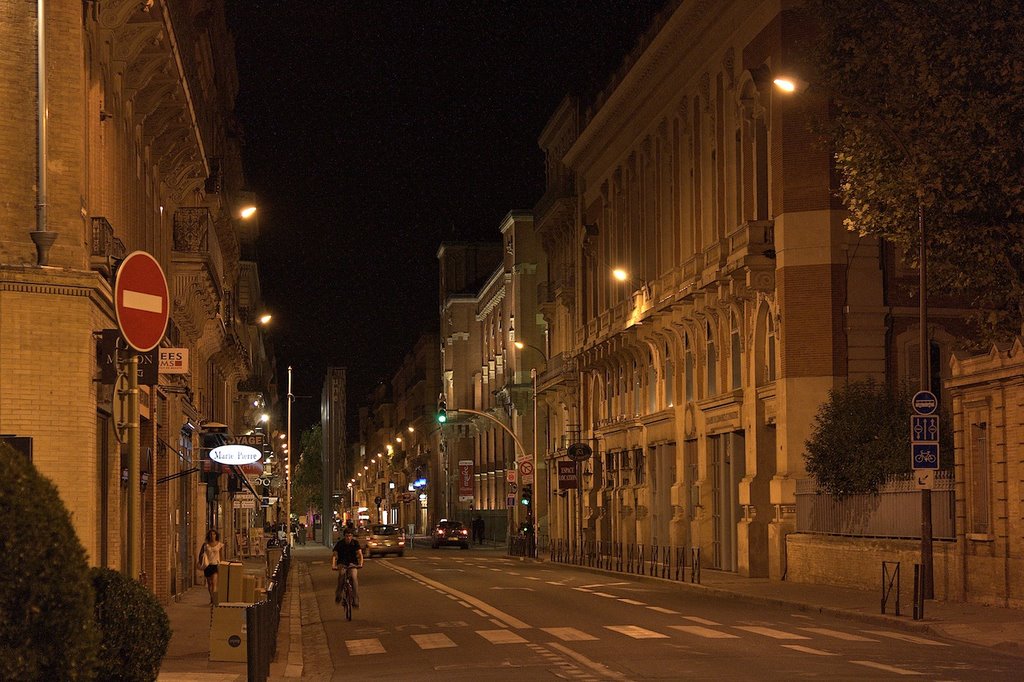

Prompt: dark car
xmin=366 ymin=524 xmax=406 ymax=558
xmin=431 ymin=520 xmax=469 ymax=549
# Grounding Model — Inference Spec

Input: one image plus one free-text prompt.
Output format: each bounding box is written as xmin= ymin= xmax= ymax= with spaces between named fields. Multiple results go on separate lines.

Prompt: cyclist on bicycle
xmin=332 ymin=527 xmax=364 ymax=607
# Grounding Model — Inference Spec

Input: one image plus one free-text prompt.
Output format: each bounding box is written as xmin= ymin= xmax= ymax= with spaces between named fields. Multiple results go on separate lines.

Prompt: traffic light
xmin=437 ymin=393 xmax=448 ymax=423
xmin=521 ymin=484 xmax=532 ymax=506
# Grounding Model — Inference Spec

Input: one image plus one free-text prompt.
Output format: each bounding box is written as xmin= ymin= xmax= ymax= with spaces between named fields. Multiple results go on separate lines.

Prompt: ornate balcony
xmin=171 ymin=207 xmax=224 ymax=345
xmin=89 ymin=217 xmax=127 ymax=279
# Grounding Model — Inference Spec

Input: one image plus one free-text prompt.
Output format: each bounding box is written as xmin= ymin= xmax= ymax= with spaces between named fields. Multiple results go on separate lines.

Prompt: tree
xmin=0 ymin=443 xmax=100 ymax=679
xmin=292 ymin=423 xmax=323 ymax=515
xmin=804 ymin=379 xmax=951 ymax=496
xmin=803 ymin=0 xmax=1024 ymax=340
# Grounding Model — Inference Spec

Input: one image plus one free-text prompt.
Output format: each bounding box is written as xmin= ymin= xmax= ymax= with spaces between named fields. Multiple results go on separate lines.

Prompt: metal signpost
xmin=911 ymin=390 xmax=939 ymax=604
xmin=113 ymin=251 xmax=168 ymax=583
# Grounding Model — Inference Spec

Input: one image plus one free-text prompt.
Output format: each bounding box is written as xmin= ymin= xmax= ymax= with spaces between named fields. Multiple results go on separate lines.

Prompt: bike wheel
xmin=344 ymin=582 xmax=353 ymax=621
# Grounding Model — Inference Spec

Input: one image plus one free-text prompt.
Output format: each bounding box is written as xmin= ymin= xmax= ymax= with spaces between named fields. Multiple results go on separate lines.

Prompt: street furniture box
xmin=242 ymin=573 xmax=256 ymax=604
xmin=224 ymin=562 xmax=245 ymax=603
xmin=209 ymin=602 xmax=248 ymax=662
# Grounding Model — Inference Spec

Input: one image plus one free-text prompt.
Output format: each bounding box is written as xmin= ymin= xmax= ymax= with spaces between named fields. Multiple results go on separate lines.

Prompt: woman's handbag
xmin=198 ymin=544 xmax=209 ymax=570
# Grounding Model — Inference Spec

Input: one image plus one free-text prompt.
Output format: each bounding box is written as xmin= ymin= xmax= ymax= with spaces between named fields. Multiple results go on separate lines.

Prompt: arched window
xmin=765 ymin=314 xmax=776 ymax=382
xmin=706 ymin=322 xmax=718 ymax=396
xmin=605 ymin=370 xmax=613 ymax=420
xmin=633 ymin=360 xmax=642 ymax=415
xmin=648 ymin=351 xmax=658 ymax=413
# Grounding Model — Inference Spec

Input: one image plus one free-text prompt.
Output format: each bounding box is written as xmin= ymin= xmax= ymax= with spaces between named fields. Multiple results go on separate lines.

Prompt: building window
xmin=634 ymin=448 xmax=645 ymax=486
xmin=684 ymin=334 xmax=694 ymax=402
xmin=706 ymin=322 xmax=717 ymax=396
xmin=664 ymin=344 xmax=675 ymax=407
xmin=633 ymin=361 xmax=642 ymax=415
xmin=730 ymin=312 xmax=741 ymax=390
xmin=648 ymin=356 xmax=658 ymax=413
xmin=765 ymin=314 xmax=776 ymax=382
xmin=969 ymin=421 xmax=990 ymax=535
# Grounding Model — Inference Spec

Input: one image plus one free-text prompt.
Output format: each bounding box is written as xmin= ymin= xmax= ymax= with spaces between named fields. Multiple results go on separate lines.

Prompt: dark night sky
xmin=228 ymin=1 xmax=668 ymax=432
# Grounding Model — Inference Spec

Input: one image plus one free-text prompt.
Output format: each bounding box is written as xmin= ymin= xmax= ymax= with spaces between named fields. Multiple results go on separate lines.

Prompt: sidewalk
xmin=157 ymin=552 xmax=306 ymax=682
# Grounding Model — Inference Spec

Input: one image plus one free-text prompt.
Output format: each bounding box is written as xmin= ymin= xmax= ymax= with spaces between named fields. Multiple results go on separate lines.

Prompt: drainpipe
xmin=30 ymin=0 xmax=58 ymax=266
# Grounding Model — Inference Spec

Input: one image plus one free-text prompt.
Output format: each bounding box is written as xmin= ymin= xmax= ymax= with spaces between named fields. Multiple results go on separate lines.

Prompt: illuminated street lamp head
xmin=772 ymin=75 xmax=809 ymax=94
xmin=612 ymin=268 xmax=629 ymax=282
xmin=514 ymin=341 xmax=525 ymax=350
xmin=260 ymin=413 xmax=270 ymax=423
xmin=240 ymin=205 xmax=257 ymax=219
xmin=259 ymin=313 xmax=272 ymax=325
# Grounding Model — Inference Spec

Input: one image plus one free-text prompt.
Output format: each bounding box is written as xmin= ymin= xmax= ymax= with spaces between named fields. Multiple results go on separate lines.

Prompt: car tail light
xmin=460 ymin=529 xmax=468 ymax=536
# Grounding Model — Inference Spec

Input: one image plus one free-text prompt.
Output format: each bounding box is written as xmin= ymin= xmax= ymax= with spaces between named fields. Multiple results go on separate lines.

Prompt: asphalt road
xmin=303 ymin=545 xmax=1021 ymax=680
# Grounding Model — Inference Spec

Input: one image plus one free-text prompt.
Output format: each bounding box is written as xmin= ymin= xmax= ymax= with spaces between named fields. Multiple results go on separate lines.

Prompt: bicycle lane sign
xmin=912 ymin=443 xmax=939 ymax=470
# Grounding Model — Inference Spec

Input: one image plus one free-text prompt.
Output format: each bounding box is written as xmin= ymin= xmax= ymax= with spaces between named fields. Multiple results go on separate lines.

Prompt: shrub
xmin=91 ymin=567 xmax=171 ymax=682
xmin=0 ymin=442 xmax=100 ymax=679
xmin=804 ymin=379 xmax=950 ymax=497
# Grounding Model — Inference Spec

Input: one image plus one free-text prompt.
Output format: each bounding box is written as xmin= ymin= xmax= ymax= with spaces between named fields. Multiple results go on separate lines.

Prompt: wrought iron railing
xmin=795 ymin=472 xmax=955 ymax=539
xmin=246 ymin=546 xmax=290 ymax=682
xmin=547 ymin=538 xmax=701 ymax=583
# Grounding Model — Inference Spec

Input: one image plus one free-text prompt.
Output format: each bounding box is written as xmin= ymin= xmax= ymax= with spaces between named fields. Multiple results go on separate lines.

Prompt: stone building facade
xmin=0 ymin=1 xmax=272 ymax=601
xmin=436 ymin=213 xmax=547 ymax=538
xmin=534 ymin=0 xmax=960 ymax=578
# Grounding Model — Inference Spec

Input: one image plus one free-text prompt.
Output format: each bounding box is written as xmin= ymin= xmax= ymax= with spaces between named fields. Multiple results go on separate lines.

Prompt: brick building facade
xmin=0 ymin=0 xmax=273 ymax=601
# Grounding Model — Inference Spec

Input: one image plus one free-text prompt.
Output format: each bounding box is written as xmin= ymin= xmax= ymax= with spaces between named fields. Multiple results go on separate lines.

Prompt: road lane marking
xmin=580 ymin=582 xmax=629 ymax=589
xmin=547 ymin=642 xmax=628 ymax=681
xmin=472 ymin=609 xmax=487 ymax=618
xmin=781 ymin=644 xmax=837 ymax=656
xmin=592 ymin=592 xmax=618 ymax=598
xmin=646 ymin=606 xmax=678 ymax=614
xmin=525 ymin=576 xmax=542 ymax=580
xmin=411 ymin=633 xmax=457 ymax=649
xmin=734 ymin=626 xmax=810 ymax=640
xmin=798 ymin=627 xmax=878 ymax=641
xmin=617 ymin=598 xmax=646 ymax=605
xmin=345 ymin=639 xmax=385 ymax=655
xmin=862 ymin=631 xmax=949 ymax=646
xmin=669 ymin=625 xmax=739 ymax=639
xmin=478 ymin=629 xmax=528 ymax=644
xmin=682 ymin=616 xmax=720 ymax=626
xmin=605 ymin=625 xmax=669 ymax=639
xmin=850 ymin=660 xmax=924 ymax=675
xmin=383 ymin=561 xmax=532 ymax=629
xmin=542 ymin=627 xmax=598 ymax=641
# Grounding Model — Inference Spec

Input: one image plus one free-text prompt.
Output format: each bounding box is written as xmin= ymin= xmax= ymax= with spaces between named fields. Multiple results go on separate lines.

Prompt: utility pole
xmin=286 ymin=366 xmax=293 ymax=546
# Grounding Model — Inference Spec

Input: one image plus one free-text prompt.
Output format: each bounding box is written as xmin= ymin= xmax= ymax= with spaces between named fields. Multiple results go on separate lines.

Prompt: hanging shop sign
xmin=210 ymin=444 xmax=262 ymax=465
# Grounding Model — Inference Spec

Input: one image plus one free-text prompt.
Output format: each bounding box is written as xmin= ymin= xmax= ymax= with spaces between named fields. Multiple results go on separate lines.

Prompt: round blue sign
xmin=912 ymin=390 xmax=938 ymax=415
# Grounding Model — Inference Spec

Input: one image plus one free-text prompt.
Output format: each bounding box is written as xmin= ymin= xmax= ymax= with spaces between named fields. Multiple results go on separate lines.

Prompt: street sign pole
xmin=127 ymin=353 xmax=140 ymax=582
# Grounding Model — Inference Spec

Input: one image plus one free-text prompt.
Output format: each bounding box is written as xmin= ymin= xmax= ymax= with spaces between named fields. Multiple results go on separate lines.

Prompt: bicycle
xmin=333 ymin=563 xmax=359 ymax=621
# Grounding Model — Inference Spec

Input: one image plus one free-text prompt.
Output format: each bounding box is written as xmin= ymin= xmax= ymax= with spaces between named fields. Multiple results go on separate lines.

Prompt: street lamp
xmin=286 ymin=365 xmax=293 ymax=547
xmin=773 ymin=72 xmax=933 ymax=598
xmin=514 ymin=338 xmax=547 ymax=558
xmin=240 ymin=205 xmax=257 ymax=219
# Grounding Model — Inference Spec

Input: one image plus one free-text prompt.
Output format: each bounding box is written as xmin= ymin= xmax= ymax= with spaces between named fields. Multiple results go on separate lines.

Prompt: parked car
xmin=431 ymin=520 xmax=469 ymax=549
xmin=366 ymin=524 xmax=406 ymax=558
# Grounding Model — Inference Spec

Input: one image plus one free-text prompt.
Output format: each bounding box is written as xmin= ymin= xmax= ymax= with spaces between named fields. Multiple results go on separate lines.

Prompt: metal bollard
xmin=912 ymin=563 xmax=925 ymax=621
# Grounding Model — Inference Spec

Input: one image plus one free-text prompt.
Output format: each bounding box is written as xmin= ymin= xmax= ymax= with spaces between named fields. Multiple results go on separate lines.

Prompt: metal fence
xmin=548 ymin=538 xmax=701 ymax=583
xmin=246 ymin=545 xmax=290 ymax=682
xmin=795 ymin=472 xmax=955 ymax=539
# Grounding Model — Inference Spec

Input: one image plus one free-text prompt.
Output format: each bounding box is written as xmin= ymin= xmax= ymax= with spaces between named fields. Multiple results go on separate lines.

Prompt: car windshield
xmin=372 ymin=525 xmax=400 ymax=535
xmin=439 ymin=522 xmax=463 ymax=530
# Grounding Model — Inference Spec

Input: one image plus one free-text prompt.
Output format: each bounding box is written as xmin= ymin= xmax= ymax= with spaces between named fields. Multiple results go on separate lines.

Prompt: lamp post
xmin=774 ymin=74 xmax=933 ymax=598
xmin=286 ymin=365 xmax=293 ymax=547
xmin=515 ymin=339 xmax=547 ymax=558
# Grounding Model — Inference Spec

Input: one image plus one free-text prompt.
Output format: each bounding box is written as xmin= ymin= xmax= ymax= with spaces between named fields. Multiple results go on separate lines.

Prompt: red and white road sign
xmin=518 ymin=458 xmax=534 ymax=484
xmin=115 ymin=251 xmax=169 ymax=352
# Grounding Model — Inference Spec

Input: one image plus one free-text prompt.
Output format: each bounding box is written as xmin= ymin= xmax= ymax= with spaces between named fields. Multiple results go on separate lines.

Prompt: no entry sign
xmin=115 ymin=251 xmax=169 ymax=352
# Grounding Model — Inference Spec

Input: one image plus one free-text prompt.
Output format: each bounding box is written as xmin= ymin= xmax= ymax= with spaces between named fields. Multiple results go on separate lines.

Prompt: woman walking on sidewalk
xmin=197 ymin=529 xmax=224 ymax=605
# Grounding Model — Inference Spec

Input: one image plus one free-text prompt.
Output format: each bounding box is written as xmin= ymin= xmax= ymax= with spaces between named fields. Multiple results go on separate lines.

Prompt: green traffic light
xmin=437 ymin=411 xmax=447 ymax=423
